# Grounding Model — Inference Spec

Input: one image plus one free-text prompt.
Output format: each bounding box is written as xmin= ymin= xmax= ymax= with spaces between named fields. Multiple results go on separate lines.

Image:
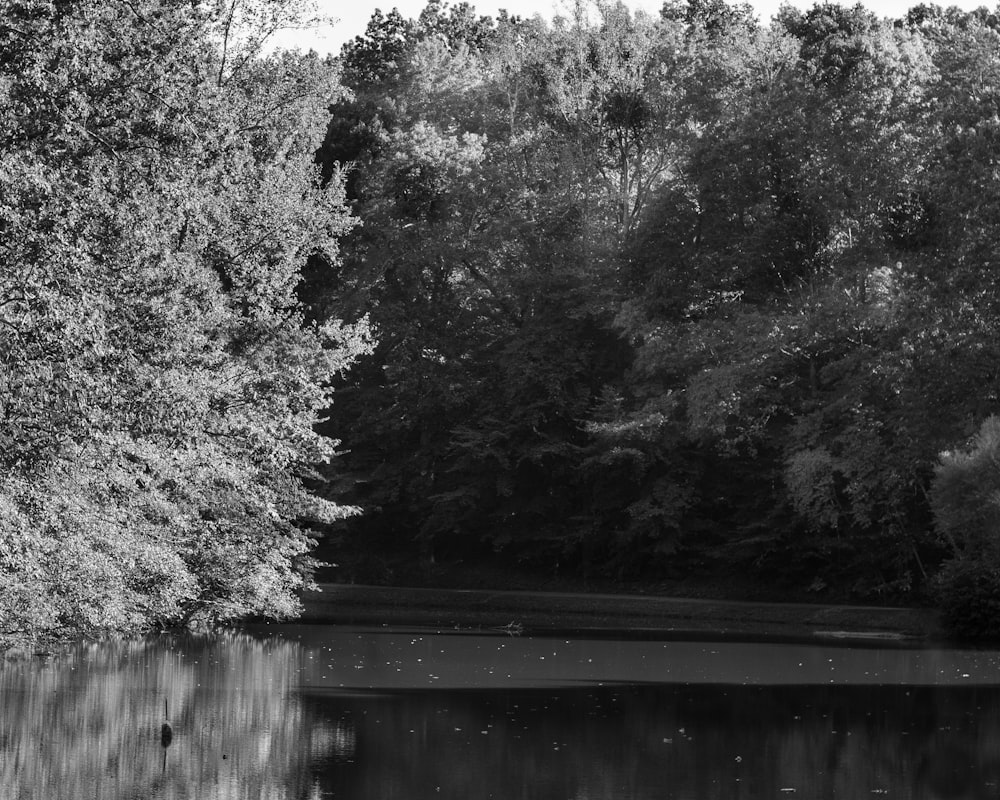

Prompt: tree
xmin=930 ymin=417 xmax=1000 ymax=638
xmin=0 ymin=0 xmax=371 ymax=645
xmin=610 ymin=4 xmax=946 ymax=596
xmin=317 ymin=0 xmax=1000 ymax=604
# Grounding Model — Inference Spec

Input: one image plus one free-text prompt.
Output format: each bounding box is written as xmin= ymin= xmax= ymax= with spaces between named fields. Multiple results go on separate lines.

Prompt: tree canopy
xmin=316 ymin=0 xmax=1000 ymax=608
xmin=0 ymin=0 xmax=371 ymax=646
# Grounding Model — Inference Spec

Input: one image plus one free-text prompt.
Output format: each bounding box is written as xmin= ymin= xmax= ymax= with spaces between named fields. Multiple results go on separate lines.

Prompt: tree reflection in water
xmin=3 ymin=630 xmax=1000 ymax=799
xmin=0 ymin=632 xmax=322 ymax=799
xmin=309 ymin=683 xmax=1000 ymax=800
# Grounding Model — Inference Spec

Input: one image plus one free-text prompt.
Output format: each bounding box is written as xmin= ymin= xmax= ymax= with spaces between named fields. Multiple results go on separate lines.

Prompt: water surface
xmin=2 ymin=625 xmax=1000 ymax=799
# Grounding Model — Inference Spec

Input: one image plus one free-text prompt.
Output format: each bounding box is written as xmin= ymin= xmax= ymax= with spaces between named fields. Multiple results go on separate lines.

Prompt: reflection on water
xmin=3 ymin=627 xmax=1000 ymax=799
xmin=0 ymin=633 xmax=317 ymax=799
xmin=316 ymin=684 xmax=1000 ymax=800
xmin=283 ymin=625 xmax=1000 ymax=689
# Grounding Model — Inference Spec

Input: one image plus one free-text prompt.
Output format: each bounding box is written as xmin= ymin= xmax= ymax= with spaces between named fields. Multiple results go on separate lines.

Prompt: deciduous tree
xmin=0 ymin=0 xmax=371 ymax=645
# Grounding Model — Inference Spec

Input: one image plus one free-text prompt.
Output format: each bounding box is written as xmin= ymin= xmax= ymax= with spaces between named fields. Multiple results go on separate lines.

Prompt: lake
xmin=2 ymin=624 xmax=1000 ymax=799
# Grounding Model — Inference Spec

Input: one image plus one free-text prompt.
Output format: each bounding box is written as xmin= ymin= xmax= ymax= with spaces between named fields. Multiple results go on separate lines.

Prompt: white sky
xmin=270 ymin=0 xmax=993 ymax=54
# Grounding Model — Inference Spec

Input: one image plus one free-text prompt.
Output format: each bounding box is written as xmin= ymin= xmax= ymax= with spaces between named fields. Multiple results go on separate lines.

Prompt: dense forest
xmin=316 ymin=0 xmax=1000 ymax=635
xmin=5 ymin=0 xmax=1000 ymax=646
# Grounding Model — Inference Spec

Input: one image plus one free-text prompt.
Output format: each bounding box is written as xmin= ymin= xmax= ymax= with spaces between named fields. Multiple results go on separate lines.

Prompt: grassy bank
xmin=299 ymin=583 xmax=945 ymax=643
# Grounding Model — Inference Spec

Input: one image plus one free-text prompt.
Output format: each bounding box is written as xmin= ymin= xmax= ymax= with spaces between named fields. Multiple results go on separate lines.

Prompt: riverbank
xmin=300 ymin=583 xmax=945 ymax=643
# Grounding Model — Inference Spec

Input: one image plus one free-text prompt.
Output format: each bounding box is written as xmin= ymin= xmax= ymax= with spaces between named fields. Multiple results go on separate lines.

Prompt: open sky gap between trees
xmin=4 ymin=0 xmax=1000 ymax=645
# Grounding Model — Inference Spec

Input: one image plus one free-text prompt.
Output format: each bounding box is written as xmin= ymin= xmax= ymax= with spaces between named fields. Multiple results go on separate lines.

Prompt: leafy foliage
xmin=312 ymin=0 xmax=1000 ymax=607
xmin=0 ymin=0 xmax=371 ymax=645
xmin=934 ymin=558 xmax=1000 ymax=641
xmin=931 ymin=416 xmax=1000 ymax=557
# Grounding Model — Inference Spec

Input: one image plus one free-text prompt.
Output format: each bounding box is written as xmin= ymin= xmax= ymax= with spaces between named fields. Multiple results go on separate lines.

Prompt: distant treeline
xmin=313 ymin=0 xmax=1000 ymax=628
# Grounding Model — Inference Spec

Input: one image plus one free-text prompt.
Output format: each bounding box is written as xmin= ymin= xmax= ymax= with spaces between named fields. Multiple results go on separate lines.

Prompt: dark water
xmin=3 ymin=625 xmax=1000 ymax=799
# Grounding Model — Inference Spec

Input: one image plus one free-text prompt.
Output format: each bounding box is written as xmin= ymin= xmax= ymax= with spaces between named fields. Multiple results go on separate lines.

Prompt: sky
xmin=269 ymin=0 xmax=992 ymax=54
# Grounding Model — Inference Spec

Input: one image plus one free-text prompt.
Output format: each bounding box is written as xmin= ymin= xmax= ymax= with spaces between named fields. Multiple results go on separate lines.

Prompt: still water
xmin=3 ymin=625 xmax=1000 ymax=799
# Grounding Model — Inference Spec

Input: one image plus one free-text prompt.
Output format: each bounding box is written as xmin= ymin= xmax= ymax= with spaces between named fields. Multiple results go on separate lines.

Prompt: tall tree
xmin=0 ymin=0 xmax=371 ymax=645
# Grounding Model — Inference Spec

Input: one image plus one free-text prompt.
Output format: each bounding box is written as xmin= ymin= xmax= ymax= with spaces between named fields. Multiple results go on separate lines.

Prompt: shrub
xmin=930 ymin=415 xmax=1000 ymax=556
xmin=935 ymin=558 xmax=1000 ymax=640
xmin=931 ymin=416 xmax=1000 ymax=639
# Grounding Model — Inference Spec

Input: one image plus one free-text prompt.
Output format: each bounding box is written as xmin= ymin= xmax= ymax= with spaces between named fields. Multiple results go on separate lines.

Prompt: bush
xmin=935 ymin=557 xmax=1000 ymax=640
xmin=930 ymin=416 xmax=1000 ymax=556
xmin=929 ymin=417 xmax=1000 ymax=639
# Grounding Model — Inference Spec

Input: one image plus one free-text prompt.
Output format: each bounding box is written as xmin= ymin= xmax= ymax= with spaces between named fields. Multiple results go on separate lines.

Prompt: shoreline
xmin=299 ymin=583 xmax=946 ymax=644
